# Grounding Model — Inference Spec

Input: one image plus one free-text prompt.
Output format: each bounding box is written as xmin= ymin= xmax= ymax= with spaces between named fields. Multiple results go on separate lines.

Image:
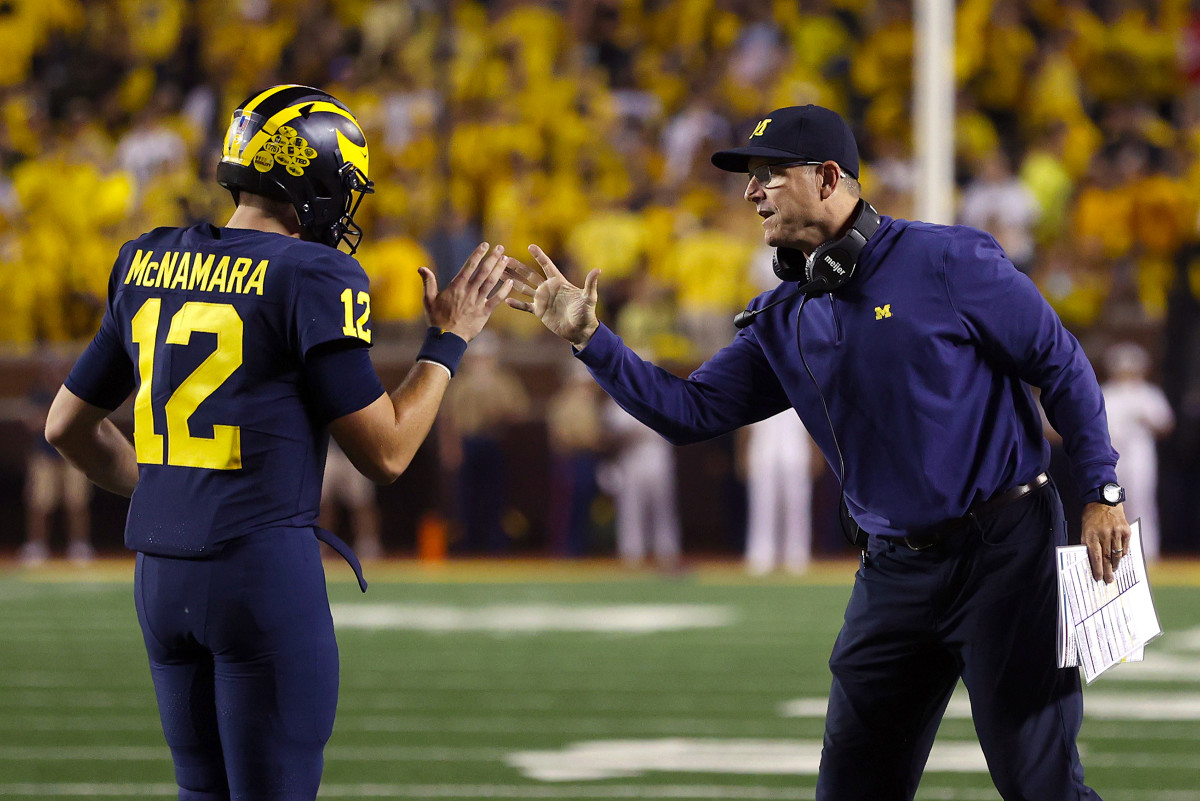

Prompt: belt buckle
xmin=901 ymin=535 xmax=935 ymax=551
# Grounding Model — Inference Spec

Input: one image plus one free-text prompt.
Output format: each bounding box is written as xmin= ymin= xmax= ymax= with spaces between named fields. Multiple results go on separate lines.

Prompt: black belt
xmin=895 ymin=472 xmax=1050 ymax=551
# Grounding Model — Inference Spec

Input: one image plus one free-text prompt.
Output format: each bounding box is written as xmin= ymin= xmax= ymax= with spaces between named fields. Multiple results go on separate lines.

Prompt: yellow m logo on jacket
xmin=875 ymin=305 xmax=892 ymax=320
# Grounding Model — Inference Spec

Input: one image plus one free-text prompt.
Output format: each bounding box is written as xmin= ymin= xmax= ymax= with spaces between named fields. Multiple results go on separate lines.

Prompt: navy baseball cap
xmin=712 ymin=105 xmax=859 ymax=179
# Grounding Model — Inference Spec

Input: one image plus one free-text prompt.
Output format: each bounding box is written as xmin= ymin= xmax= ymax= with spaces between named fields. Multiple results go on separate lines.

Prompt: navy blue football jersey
xmin=66 ymin=224 xmax=378 ymax=556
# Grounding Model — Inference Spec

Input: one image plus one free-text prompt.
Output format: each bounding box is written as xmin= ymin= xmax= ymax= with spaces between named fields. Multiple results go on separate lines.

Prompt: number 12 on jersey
xmin=341 ymin=288 xmax=372 ymax=343
xmin=130 ymin=298 xmax=244 ymax=470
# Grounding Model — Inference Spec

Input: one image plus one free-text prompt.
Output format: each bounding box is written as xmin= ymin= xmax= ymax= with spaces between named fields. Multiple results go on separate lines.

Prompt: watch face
xmin=1102 ymin=484 xmax=1123 ymax=504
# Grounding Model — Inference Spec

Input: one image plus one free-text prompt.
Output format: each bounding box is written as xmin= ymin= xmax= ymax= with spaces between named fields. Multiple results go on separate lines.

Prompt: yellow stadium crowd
xmin=0 ymin=0 xmax=1198 ymax=359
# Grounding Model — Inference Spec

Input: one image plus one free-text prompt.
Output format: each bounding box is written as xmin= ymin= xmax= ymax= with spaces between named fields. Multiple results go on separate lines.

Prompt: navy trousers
xmin=816 ymin=482 xmax=1103 ymax=801
xmin=134 ymin=528 xmax=339 ymax=801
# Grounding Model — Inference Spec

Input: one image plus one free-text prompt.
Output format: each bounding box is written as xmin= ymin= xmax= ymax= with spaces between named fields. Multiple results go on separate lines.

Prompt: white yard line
xmin=330 ymin=603 xmax=736 ymax=633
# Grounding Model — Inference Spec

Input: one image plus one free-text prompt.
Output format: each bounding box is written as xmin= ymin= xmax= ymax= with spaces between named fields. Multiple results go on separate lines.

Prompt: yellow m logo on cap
xmin=751 ymin=118 xmax=772 ymax=138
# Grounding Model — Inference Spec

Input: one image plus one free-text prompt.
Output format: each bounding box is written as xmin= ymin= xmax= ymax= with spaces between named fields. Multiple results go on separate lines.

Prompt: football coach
xmin=504 ymin=104 xmax=1128 ymax=800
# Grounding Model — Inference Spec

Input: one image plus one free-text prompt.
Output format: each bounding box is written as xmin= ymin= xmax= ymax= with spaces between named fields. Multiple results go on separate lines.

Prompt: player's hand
xmin=419 ymin=242 xmax=513 ymax=342
xmin=504 ymin=244 xmax=600 ymax=349
xmin=1080 ymin=502 xmax=1131 ymax=583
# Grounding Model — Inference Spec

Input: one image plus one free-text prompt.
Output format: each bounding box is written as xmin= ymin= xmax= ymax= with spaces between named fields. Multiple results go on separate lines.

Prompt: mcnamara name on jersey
xmin=65 ymin=223 xmax=377 ymax=557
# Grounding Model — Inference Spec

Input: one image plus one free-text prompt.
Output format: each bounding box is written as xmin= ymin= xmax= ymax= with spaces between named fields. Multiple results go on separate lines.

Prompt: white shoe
xmin=18 ymin=541 xmax=50 ymax=566
xmin=67 ymin=541 xmax=95 ymax=565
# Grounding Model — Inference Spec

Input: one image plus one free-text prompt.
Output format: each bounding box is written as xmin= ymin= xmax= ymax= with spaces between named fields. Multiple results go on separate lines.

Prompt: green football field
xmin=1 ymin=559 xmax=1198 ymax=800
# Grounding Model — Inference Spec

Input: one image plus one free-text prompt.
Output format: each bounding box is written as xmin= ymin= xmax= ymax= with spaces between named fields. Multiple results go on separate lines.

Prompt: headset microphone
xmin=733 ymin=277 xmax=827 ymax=329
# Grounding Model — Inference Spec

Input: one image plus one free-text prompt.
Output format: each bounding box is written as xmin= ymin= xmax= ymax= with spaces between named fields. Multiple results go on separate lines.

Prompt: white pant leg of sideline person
xmin=746 ymin=411 xmax=813 ymax=574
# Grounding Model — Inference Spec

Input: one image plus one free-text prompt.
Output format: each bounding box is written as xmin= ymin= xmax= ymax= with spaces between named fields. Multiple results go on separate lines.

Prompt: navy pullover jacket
xmin=575 ymin=217 xmax=1118 ymax=538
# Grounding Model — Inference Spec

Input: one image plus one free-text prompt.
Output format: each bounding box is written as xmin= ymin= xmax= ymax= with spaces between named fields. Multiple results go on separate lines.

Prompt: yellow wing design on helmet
xmin=336 ymin=129 xmax=369 ymax=181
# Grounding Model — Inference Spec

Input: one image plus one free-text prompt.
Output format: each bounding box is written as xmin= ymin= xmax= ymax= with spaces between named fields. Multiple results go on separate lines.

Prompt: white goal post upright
xmin=914 ymin=0 xmax=956 ymax=224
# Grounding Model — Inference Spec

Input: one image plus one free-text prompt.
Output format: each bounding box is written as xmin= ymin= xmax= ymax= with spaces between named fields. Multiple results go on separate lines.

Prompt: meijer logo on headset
xmin=823 ymin=254 xmax=845 ymax=275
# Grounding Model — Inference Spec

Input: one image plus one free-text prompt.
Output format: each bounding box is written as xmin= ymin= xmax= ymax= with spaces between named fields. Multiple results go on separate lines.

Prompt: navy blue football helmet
xmin=217 ymin=84 xmax=374 ymax=254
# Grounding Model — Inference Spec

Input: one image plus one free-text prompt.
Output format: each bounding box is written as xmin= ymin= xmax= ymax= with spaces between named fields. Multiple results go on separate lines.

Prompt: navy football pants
xmin=816 ymin=482 xmax=1103 ymax=801
xmin=134 ymin=529 xmax=339 ymax=801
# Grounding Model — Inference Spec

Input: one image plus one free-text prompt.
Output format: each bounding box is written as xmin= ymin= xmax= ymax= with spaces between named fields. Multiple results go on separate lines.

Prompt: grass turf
xmin=0 ymin=559 xmax=1197 ymax=800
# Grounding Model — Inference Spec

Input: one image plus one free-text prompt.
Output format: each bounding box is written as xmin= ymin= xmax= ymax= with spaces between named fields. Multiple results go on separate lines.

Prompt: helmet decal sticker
xmin=260 ymin=125 xmax=318 ymax=176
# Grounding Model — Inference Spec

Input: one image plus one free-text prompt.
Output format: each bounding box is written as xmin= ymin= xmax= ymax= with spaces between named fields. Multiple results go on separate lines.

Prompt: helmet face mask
xmin=217 ymin=85 xmax=375 ymax=255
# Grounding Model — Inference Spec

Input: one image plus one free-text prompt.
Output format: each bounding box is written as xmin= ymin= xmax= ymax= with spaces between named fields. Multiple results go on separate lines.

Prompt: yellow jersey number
xmin=130 ymin=299 xmax=243 ymax=470
xmin=340 ymin=288 xmax=372 ymax=343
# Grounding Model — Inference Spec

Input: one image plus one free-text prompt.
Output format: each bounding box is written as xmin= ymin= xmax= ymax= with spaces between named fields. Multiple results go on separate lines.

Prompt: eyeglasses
xmin=748 ymin=161 xmax=848 ymax=187
xmin=748 ymin=160 xmax=824 ymax=187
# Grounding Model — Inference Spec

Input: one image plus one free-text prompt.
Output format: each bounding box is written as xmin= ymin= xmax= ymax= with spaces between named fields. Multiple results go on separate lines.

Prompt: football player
xmin=44 ymin=84 xmax=512 ymax=800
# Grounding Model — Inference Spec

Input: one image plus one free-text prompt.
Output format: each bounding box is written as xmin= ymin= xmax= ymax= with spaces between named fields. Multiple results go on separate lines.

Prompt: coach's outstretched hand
xmin=504 ymin=244 xmax=601 ymax=349
xmin=419 ymin=242 xmax=513 ymax=342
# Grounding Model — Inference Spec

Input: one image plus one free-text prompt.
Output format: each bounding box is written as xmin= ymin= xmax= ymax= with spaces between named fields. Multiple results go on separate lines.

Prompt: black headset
xmin=734 ymin=198 xmax=881 ymax=329
xmin=772 ymin=199 xmax=881 ymax=289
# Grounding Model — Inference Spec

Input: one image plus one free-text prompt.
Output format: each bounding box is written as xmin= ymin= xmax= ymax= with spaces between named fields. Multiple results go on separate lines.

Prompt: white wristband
xmin=417 ymin=359 xmax=454 ymax=380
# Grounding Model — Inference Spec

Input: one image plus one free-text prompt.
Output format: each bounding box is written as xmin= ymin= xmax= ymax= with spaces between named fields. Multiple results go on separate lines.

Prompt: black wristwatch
xmin=1089 ymin=483 xmax=1125 ymax=506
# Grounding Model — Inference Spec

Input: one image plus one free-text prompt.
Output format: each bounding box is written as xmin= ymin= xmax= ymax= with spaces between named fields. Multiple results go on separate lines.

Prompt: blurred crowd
xmin=2 ymin=0 xmax=1197 ymax=346
xmin=3 ymin=0 xmax=1200 ymax=556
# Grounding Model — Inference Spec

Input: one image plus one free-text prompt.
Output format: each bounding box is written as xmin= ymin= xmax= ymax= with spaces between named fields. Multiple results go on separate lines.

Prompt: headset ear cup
xmin=807 ymin=241 xmax=851 ymax=290
xmin=770 ymin=199 xmax=879 ymax=290
xmin=806 ymin=241 xmax=835 ymax=287
xmin=773 ymin=247 xmax=807 ymax=282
